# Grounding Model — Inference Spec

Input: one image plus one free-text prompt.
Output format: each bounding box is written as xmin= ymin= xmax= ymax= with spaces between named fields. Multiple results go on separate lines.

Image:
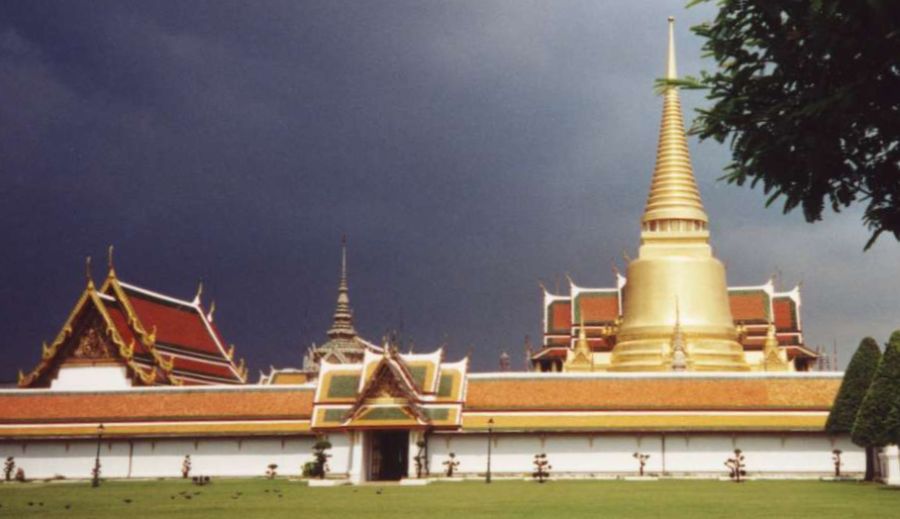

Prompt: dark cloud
xmin=1 ymin=1 xmax=897 ymax=381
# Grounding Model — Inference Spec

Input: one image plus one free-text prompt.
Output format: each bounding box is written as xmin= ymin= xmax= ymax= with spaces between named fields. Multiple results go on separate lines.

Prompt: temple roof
xmin=18 ymin=255 xmax=247 ymax=387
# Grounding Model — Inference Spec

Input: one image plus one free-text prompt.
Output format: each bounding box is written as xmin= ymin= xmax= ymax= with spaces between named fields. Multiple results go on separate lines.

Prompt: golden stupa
xmin=608 ymin=17 xmax=749 ymax=372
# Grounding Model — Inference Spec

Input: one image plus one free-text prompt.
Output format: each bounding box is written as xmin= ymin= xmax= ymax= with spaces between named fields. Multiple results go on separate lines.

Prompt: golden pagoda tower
xmin=609 ymin=17 xmax=749 ymax=372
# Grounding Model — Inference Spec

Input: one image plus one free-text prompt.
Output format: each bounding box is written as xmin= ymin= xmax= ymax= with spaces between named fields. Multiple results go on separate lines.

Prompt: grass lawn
xmin=1 ymin=478 xmax=898 ymax=518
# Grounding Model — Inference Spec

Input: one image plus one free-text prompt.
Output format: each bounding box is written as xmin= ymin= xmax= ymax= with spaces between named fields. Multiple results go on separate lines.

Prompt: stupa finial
xmin=666 ymin=16 xmax=677 ymax=80
xmin=641 ymin=16 xmax=709 ymax=232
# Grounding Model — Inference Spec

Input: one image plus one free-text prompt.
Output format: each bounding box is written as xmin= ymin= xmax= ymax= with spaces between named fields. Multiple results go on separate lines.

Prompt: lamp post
xmin=91 ymin=424 xmax=105 ymax=488
xmin=486 ymin=418 xmax=494 ymax=484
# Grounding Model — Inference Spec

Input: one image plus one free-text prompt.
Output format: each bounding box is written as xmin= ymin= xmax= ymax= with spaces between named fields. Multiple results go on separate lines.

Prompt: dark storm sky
xmin=1 ymin=1 xmax=897 ymax=381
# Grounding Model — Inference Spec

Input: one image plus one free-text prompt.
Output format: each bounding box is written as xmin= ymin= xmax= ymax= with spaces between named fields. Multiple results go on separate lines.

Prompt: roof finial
xmin=85 ymin=256 xmax=95 ymax=288
xmin=207 ymin=300 xmax=216 ymax=322
xmin=107 ymin=245 xmax=116 ymax=277
xmin=193 ymin=281 xmax=203 ymax=305
xmin=666 ymin=16 xmax=677 ymax=80
xmin=341 ymin=234 xmax=347 ymax=281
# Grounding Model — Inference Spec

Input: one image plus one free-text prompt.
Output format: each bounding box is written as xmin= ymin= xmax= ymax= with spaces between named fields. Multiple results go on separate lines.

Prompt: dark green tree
xmin=670 ymin=1 xmax=900 ymax=249
xmin=825 ymin=337 xmax=881 ymax=479
xmin=852 ymin=332 xmax=900 ymax=451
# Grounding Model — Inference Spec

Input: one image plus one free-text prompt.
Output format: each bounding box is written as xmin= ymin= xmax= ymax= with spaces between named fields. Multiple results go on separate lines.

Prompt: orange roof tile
xmin=0 ymin=387 xmax=312 ymax=425
xmin=465 ymin=375 xmax=839 ymax=411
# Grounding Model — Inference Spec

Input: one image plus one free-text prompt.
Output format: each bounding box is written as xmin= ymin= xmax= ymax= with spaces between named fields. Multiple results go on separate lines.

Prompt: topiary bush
xmin=852 ymin=332 xmax=900 ymax=449
xmin=303 ymin=439 xmax=332 ymax=479
xmin=827 ymin=337 xmax=882 ymax=480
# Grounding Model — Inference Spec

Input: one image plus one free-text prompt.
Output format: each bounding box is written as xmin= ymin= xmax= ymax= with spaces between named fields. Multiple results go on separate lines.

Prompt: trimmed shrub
xmin=852 ymin=332 xmax=900 ymax=448
xmin=826 ymin=338 xmax=881 ymax=435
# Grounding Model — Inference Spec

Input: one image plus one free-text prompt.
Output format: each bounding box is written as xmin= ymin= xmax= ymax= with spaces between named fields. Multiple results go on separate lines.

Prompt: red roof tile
xmin=547 ymin=301 xmax=571 ymax=334
xmin=729 ymin=291 xmax=769 ymax=322
xmin=773 ymin=297 xmax=798 ymax=332
xmin=577 ymin=294 xmax=618 ymax=323
xmin=126 ymin=293 xmax=223 ymax=357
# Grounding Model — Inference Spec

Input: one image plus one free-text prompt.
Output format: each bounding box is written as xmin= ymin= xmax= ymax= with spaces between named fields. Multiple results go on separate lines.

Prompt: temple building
xmin=2 ymin=18 xmax=883 ymax=484
xmin=531 ymin=18 xmax=817 ymax=374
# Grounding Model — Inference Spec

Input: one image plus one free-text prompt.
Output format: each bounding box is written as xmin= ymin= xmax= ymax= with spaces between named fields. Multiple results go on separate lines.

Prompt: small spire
xmin=671 ymin=297 xmax=687 ymax=371
xmin=327 ymin=236 xmax=357 ymax=339
xmin=576 ymin=314 xmax=590 ymax=351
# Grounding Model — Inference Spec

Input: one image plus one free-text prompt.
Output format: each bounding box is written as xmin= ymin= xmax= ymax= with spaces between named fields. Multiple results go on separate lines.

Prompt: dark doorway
xmin=369 ymin=430 xmax=409 ymax=481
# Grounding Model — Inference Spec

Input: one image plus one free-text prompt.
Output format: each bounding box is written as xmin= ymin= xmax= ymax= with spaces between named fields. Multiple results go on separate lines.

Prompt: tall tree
xmin=852 ymin=332 xmax=900 ymax=450
xmin=825 ymin=337 xmax=881 ymax=480
xmin=673 ymin=1 xmax=900 ymax=249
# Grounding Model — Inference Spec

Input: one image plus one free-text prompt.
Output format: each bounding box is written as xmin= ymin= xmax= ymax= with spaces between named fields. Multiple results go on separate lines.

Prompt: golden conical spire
xmin=609 ymin=17 xmax=748 ymax=373
xmin=642 ymin=16 xmax=708 ymax=231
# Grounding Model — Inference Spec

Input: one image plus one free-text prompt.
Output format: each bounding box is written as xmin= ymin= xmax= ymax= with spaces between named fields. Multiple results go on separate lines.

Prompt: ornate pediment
xmin=70 ymin=322 xmax=116 ymax=360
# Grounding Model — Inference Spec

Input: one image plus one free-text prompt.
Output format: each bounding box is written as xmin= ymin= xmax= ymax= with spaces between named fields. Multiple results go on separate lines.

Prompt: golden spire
xmin=642 ymin=16 xmax=708 ymax=230
xmin=576 ymin=314 xmax=590 ymax=356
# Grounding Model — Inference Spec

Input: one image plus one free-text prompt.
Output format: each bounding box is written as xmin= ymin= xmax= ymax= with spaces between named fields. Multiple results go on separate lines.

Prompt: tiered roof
xmin=18 ymin=254 xmax=247 ymax=388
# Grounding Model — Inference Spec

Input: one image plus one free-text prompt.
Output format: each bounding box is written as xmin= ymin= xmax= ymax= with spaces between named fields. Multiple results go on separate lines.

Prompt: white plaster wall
xmin=51 ymin=366 xmax=132 ymax=390
xmin=129 ymin=437 xmax=318 ymax=478
xmin=426 ymin=432 xmax=863 ymax=478
xmin=664 ymin=434 xmax=737 ymax=474
xmin=1 ymin=437 xmax=328 ymax=480
xmin=0 ymin=441 xmax=131 ymax=479
xmin=0 ymin=432 xmax=863 ymax=480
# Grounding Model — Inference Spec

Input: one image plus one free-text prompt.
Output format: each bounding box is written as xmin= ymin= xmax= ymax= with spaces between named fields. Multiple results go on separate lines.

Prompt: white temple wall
xmin=2 ymin=437 xmax=321 ymax=480
xmin=1 ymin=432 xmax=864 ymax=480
xmin=427 ymin=432 xmax=863 ymax=477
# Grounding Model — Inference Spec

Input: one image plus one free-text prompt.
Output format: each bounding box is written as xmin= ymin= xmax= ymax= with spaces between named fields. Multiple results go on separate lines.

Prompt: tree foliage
xmin=825 ymin=337 xmax=881 ymax=434
xmin=675 ymin=0 xmax=900 ymax=249
xmin=852 ymin=331 xmax=900 ymax=447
